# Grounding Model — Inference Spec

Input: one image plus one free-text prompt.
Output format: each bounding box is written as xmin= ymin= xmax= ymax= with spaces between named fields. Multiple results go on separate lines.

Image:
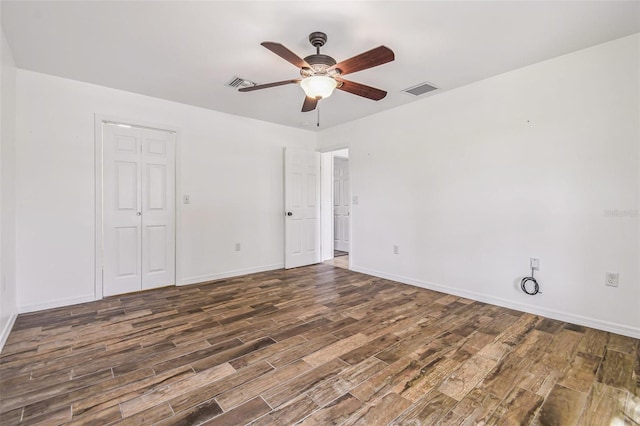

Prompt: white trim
xmin=317 ymin=144 xmax=349 ymax=154
xmin=18 ymin=295 xmax=96 ymax=314
xmin=94 ymin=115 xmax=180 ymax=301
xmin=351 ymin=265 xmax=640 ymax=339
xmin=347 ymin=154 xmax=352 ymax=271
xmin=178 ymin=263 xmax=284 ymax=286
xmin=174 ymin=125 xmax=183 ymax=293
xmin=0 ymin=313 xmax=18 ymax=354
xmin=319 ymin=152 xmax=334 ymax=261
xmin=94 ymin=117 xmax=103 ymax=300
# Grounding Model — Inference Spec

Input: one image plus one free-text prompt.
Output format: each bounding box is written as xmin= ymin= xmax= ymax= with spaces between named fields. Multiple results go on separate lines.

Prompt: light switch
xmin=183 ymin=194 xmax=190 ymax=204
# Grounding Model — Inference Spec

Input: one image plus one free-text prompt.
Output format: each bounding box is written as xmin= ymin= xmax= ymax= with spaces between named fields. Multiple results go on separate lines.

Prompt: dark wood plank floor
xmin=1 ymin=264 xmax=638 ymax=425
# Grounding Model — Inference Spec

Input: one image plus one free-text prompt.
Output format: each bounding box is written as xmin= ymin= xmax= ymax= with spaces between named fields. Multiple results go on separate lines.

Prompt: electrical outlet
xmin=235 ymin=243 xmax=241 ymax=252
xmin=530 ymin=258 xmax=540 ymax=270
xmin=605 ymin=272 xmax=619 ymax=287
xmin=183 ymin=194 xmax=190 ymax=204
xmin=393 ymin=245 xmax=399 ymax=255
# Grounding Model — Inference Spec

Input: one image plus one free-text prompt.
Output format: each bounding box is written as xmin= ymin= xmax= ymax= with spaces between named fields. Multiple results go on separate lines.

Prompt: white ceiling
xmin=2 ymin=1 xmax=639 ymax=130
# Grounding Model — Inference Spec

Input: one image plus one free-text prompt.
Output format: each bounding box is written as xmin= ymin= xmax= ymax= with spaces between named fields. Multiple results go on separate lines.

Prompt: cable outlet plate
xmin=530 ymin=258 xmax=540 ymax=270
xmin=605 ymin=272 xmax=619 ymax=287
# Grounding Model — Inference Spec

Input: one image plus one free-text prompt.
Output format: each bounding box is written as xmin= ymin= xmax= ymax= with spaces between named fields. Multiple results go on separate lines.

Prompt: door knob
xmin=136 ymin=212 xmax=142 ymax=216
xmin=287 ymin=212 xmax=293 ymax=216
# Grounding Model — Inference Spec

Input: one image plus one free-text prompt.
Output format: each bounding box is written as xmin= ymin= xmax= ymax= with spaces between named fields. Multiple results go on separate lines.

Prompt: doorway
xmin=96 ymin=120 xmax=176 ymax=297
xmin=321 ymin=149 xmax=350 ymax=269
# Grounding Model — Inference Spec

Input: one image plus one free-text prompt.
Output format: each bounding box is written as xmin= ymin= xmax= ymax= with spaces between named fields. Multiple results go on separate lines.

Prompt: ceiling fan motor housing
xmin=303 ymin=54 xmax=336 ymax=72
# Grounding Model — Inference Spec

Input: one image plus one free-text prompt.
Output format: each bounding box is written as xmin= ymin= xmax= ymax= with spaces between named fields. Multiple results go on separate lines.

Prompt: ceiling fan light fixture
xmin=300 ymin=75 xmax=337 ymax=99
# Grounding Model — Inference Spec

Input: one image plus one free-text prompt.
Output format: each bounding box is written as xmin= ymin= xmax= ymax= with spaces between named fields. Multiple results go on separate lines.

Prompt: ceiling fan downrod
xmin=309 ymin=31 xmax=327 ymax=55
xmin=303 ymin=32 xmax=337 ymax=72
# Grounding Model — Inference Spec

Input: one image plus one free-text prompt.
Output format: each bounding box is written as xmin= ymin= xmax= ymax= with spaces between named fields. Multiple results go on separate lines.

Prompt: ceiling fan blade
xmin=238 ymin=79 xmax=300 ymax=92
xmin=302 ymin=96 xmax=318 ymax=112
xmin=335 ymin=78 xmax=387 ymax=100
xmin=329 ymin=46 xmax=394 ymax=76
xmin=261 ymin=42 xmax=311 ymax=69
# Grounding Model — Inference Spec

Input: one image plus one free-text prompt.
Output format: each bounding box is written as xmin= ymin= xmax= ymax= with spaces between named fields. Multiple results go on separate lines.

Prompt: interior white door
xmin=284 ymin=147 xmax=321 ymax=269
xmin=140 ymin=130 xmax=175 ymax=290
xmin=102 ymin=123 xmax=175 ymax=296
xmin=103 ymin=125 xmax=142 ymax=296
xmin=333 ymin=157 xmax=350 ymax=252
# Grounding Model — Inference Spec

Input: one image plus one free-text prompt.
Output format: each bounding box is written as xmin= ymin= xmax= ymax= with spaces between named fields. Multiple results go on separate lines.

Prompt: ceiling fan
xmin=239 ymin=32 xmax=395 ymax=113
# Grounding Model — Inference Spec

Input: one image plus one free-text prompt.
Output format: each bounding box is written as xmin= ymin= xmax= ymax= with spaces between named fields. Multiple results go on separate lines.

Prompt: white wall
xmin=0 ymin=21 xmax=18 ymax=350
xmin=318 ymin=34 xmax=640 ymax=338
xmin=15 ymin=70 xmax=315 ymax=312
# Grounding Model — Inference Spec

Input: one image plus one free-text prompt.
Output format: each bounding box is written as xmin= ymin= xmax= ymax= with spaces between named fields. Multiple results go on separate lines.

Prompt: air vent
xmin=225 ymin=76 xmax=256 ymax=89
xmin=403 ymin=82 xmax=438 ymax=96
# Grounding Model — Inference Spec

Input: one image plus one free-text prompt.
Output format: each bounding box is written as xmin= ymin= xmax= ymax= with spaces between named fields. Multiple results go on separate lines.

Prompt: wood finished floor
xmin=325 ymin=255 xmax=349 ymax=270
xmin=1 ymin=264 xmax=638 ymax=425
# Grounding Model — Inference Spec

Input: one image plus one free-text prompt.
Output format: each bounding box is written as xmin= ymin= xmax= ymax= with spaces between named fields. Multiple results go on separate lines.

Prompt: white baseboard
xmin=0 ymin=313 xmax=17 ymax=354
xmin=351 ymin=265 xmax=640 ymax=339
xmin=15 ymin=264 xmax=285 ymax=313
xmin=18 ymin=294 xmax=96 ymax=314
xmin=179 ymin=263 xmax=284 ymax=286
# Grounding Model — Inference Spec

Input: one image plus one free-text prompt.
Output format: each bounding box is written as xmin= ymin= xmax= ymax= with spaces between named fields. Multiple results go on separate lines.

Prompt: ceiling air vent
xmin=403 ymin=82 xmax=438 ymax=96
xmin=225 ymin=76 xmax=256 ymax=89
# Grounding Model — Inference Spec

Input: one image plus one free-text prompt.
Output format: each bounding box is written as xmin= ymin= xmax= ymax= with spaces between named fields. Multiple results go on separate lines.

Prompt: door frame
xmin=332 ymin=154 xmax=350 ymax=253
xmin=94 ymin=115 xmax=181 ymax=299
xmin=320 ymin=147 xmax=351 ymax=268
